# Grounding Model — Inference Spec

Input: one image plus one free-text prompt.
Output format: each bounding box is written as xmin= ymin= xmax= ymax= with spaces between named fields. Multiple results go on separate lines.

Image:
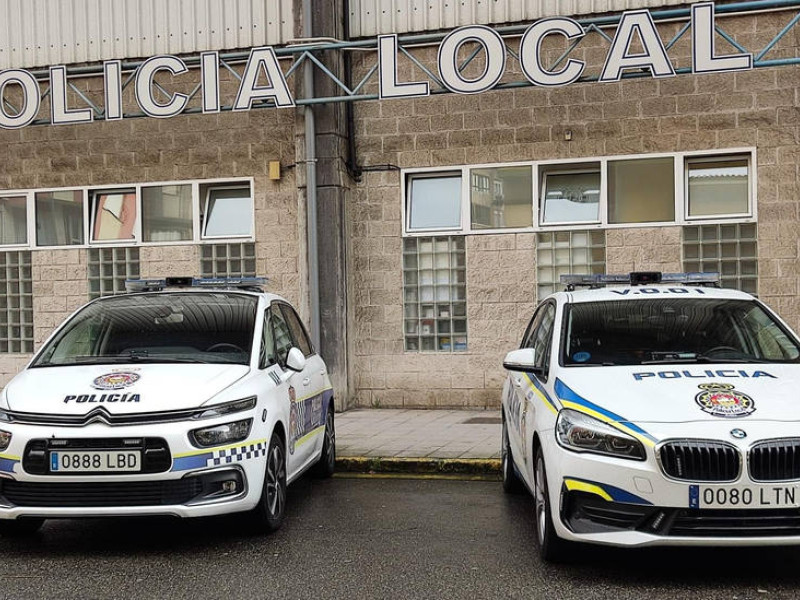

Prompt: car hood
xmin=554 ymin=363 xmax=800 ymax=427
xmin=3 ymin=363 xmax=251 ymax=414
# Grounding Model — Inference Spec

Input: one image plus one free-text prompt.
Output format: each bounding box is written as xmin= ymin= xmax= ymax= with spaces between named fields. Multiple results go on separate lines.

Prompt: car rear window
xmin=562 ymin=298 xmax=800 ymax=367
xmin=33 ymin=293 xmax=258 ymax=367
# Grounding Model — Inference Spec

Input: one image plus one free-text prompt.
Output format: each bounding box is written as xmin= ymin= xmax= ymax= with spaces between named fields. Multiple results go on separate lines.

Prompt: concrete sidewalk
xmin=334 ymin=409 xmax=502 ymax=476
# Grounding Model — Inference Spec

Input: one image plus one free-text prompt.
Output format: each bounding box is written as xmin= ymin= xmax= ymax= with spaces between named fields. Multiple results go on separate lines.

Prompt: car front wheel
xmin=312 ymin=408 xmax=335 ymax=478
xmin=501 ymin=417 xmax=523 ymax=494
xmin=250 ymin=432 xmax=287 ymax=533
xmin=533 ymin=445 xmax=571 ymax=562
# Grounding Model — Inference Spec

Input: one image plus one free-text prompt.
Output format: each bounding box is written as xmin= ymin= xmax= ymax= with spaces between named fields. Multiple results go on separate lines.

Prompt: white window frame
xmin=683 ymin=153 xmax=755 ymax=222
xmin=0 ymin=177 xmax=256 ymax=250
xmin=401 ymin=148 xmax=757 ymax=237
xmin=200 ymin=183 xmax=255 ymax=240
xmin=402 ymin=168 xmax=464 ymax=234
xmin=539 ymin=164 xmax=602 ymax=228
xmin=0 ymin=192 xmax=32 ymax=249
xmin=88 ymin=188 xmax=138 ymax=245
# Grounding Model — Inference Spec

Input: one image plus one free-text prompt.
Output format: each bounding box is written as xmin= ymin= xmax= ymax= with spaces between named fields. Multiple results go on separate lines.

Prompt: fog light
xmin=0 ymin=430 xmax=11 ymax=451
xmin=222 ymin=481 xmax=237 ymax=493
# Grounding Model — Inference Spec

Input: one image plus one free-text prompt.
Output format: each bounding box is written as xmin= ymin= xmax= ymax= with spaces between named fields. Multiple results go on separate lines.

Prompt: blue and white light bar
xmin=125 ymin=277 xmax=269 ymax=293
xmin=560 ymin=272 xmax=720 ymax=289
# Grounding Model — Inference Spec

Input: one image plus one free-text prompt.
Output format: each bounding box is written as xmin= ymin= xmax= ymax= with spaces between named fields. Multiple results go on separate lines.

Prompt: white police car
xmin=0 ymin=277 xmax=335 ymax=535
xmin=502 ymin=272 xmax=800 ymax=561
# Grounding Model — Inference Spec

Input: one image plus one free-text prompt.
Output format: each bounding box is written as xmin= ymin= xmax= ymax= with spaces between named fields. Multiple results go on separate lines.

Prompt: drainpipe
xmin=303 ymin=0 xmax=320 ymax=349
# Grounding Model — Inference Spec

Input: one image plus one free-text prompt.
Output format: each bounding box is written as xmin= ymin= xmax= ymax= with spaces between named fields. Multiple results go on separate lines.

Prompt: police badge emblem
xmin=695 ymin=383 xmax=755 ymax=418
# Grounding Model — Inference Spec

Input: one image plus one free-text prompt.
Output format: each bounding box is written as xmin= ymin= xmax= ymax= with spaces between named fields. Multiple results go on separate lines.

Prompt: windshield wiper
xmin=642 ymin=355 xmax=769 ymax=365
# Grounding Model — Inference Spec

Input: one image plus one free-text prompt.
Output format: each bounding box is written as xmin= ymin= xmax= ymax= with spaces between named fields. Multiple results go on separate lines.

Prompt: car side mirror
xmin=503 ymin=348 xmax=537 ymax=372
xmin=285 ymin=347 xmax=306 ymax=373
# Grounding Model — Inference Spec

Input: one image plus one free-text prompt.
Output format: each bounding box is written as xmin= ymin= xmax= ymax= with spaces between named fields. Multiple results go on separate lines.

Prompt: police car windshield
xmin=32 ymin=292 xmax=258 ymax=367
xmin=563 ymin=298 xmax=800 ymax=367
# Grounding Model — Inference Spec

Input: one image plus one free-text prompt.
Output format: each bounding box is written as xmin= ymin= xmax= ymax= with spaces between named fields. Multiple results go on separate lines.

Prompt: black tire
xmin=501 ymin=416 xmax=523 ymax=494
xmin=249 ymin=432 xmax=287 ymax=534
xmin=533 ymin=445 xmax=572 ymax=563
xmin=312 ymin=408 xmax=335 ymax=478
xmin=0 ymin=518 xmax=44 ymax=537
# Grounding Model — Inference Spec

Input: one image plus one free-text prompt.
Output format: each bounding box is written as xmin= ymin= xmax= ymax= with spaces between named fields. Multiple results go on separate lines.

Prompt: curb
xmin=335 ymin=456 xmax=501 ymax=479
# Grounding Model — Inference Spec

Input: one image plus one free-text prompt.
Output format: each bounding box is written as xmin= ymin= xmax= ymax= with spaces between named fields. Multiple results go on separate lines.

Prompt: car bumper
xmin=541 ymin=434 xmax=800 ymax=547
xmin=0 ymin=419 xmax=267 ymax=520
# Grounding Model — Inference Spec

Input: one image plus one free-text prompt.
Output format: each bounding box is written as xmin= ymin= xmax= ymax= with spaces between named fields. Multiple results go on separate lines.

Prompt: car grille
xmin=659 ymin=440 xmax=740 ymax=482
xmin=0 ymin=479 xmax=202 ymax=507
xmin=749 ymin=439 xmax=800 ymax=482
xmin=22 ymin=438 xmax=172 ymax=476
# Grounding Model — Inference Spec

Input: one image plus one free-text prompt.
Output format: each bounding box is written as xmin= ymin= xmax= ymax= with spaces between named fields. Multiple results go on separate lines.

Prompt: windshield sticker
xmin=695 ymin=383 xmax=755 ymax=418
xmin=64 ymin=394 xmax=140 ymax=404
xmin=92 ymin=372 xmax=140 ymax=390
xmin=633 ymin=370 xmax=776 ymax=381
xmin=573 ymin=351 xmax=591 ymax=363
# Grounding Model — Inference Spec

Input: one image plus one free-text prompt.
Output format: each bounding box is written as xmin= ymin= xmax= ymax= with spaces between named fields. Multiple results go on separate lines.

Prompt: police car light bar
xmin=560 ymin=272 xmax=720 ymax=290
xmin=125 ymin=277 xmax=269 ymax=293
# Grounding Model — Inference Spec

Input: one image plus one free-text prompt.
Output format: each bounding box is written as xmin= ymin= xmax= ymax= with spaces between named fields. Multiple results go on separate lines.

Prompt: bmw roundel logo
xmin=730 ymin=428 xmax=747 ymax=439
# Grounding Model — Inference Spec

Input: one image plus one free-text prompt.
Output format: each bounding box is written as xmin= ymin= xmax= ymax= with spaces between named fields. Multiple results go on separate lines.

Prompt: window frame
xmin=200 ymin=184 xmax=255 ymax=240
xmin=401 ymin=148 xmax=757 ymax=237
xmin=683 ymin=153 xmax=754 ymax=222
xmin=89 ymin=188 xmax=138 ymax=245
xmin=0 ymin=176 xmax=256 ymax=250
xmin=539 ymin=165 xmax=603 ymax=227
xmin=403 ymin=168 xmax=465 ymax=234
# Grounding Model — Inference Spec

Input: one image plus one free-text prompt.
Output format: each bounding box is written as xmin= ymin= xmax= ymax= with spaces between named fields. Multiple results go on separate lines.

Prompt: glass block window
xmin=201 ymin=243 xmax=257 ymax=277
xmin=682 ymin=223 xmax=757 ymax=294
xmin=88 ymin=247 xmax=141 ymax=299
xmin=536 ymin=231 xmax=605 ymax=300
xmin=403 ymin=236 xmax=467 ymax=352
xmin=0 ymin=251 xmax=33 ymax=353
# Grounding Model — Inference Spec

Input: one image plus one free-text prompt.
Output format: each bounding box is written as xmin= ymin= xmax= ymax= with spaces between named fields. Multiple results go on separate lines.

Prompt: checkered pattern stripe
xmin=206 ymin=441 xmax=267 ymax=467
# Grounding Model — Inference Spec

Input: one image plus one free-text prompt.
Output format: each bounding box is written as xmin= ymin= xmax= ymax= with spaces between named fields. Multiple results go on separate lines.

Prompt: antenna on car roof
xmin=124 ymin=277 xmax=269 ymax=293
xmin=559 ymin=272 xmax=721 ymax=291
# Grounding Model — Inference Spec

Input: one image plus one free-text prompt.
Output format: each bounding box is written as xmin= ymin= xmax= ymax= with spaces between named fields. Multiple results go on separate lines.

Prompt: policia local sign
xmin=0 ymin=2 xmax=752 ymax=130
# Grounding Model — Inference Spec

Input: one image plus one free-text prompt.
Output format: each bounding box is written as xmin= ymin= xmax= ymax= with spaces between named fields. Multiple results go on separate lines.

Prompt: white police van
xmin=502 ymin=272 xmax=800 ymax=561
xmin=0 ymin=277 xmax=335 ymax=535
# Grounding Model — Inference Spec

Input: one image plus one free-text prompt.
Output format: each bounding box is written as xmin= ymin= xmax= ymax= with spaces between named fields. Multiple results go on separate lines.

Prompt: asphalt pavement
xmin=1 ymin=477 xmax=800 ymax=599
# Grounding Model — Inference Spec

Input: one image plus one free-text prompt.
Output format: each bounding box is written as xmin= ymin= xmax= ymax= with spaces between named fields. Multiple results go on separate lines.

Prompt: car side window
xmin=532 ymin=304 xmax=556 ymax=379
xmin=522 ymin=305 xmax=546 ymax=349
xmin=271 ymin=304 xmax=294 ymax=367
xmin=279 ymin=304 xmax=314 ymax=357
xmin=259 ymin=310 xmax=277 ymax=369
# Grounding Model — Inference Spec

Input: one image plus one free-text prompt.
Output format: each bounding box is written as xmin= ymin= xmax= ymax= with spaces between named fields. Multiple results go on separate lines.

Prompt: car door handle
xmin=302 ymin=377 xmax=311 ymax=386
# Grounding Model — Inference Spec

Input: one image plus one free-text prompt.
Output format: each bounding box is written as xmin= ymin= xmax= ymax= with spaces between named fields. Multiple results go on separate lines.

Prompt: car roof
xmin=548 ymin=285 xmax=755 ymax=304
xmin=92 ymin=288 xmax=289 ymax=305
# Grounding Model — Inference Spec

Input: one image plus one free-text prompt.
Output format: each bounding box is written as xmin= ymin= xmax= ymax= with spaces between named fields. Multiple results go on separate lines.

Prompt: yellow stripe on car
xmin=564 ymin=478 xmax=613 ymax=501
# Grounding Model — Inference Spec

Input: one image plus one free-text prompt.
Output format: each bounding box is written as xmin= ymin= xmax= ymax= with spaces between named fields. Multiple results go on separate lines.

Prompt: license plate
xmin=50 ymin=450 xmax=141 ymax=473
xmin=689 ymin=484 xmax=800 ymax=509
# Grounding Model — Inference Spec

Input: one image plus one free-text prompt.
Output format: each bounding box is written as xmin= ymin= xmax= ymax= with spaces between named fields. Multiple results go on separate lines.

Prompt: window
xmin=270 ymin=305 xmax=294 ymax=366
xmin=683 ymin=223 xmax=757 ymax=294
xmin=540 ymin=164 xmax=600 ymax=225
xmin=200 ymin=243 xmax=257 ymax=278
xmin=35 ymin=190 xmax=83 ymax=246
xmin=88 ymin=247 xmax=140 ymax=299
xmin=141 ymin=184 xmax=193 ymax=242
xmin=260 ymin=311 xmax=277 ymax=368
xmin=536 ymin=231 xmax=605 ymax=300
xmin=532 ymin=303 xmax=555 ymax=378
xmin=407 ymin=173 xmax=462 ymax=231
xmin=0 ymin=196 xmax=27 ymax=245
xmin=201 ymin=184 xmax=253 ymax=238
xmin=470 ymin=166 xmax=533 ymax=229
xmin=280 ymin=304 xmax=313 ymax=357
xmin=91 ymin=189 xmax=136 ymax=242
xmin=403 ymin=236 xmax=467 ymax=352
xmin=687 ymin=156 xmax=750 ymax=218
xmin=0 ymin=251 xmax=33 ymax=353
xmin=608 ymin=157 xmax=675 ymax=224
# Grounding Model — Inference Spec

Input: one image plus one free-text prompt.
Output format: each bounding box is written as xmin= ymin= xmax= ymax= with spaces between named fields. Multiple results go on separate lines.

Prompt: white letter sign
xmin=438 ymin=25 xmax=506 ymax=94
xmin=600 ymin=10 xmax=675 ymax=82
xmin=0 ymin=69 xmax=40 ymax=129
xmin=692 ymin=2 xmax=753 ymax=74
xmin=520 ymin=18 xmax=586 ymax=87
xmin=50 ymin=66 xmax=93 ymax=125
xmin=378 ymin=35 xmax=429 ymax=99
xmin=135 ymin=56 xmax=190 ymax=118
xmin=234 ymin=47 xmax=295 ymax=110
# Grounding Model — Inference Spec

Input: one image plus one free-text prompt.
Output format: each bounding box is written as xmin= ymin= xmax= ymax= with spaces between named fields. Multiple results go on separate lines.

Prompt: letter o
xmin=438 ymin=26 xmax=506 ymax=94
xmin=0 ymin=70 xmax=40 ymax=129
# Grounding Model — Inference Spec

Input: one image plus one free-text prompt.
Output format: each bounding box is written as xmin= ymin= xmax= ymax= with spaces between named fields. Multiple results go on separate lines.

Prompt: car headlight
xmin=190 ymin=419 xmax=253 ymax=448
xmin=194 ymin=397 xmax=257 ymax=420
xmin=0 ymin=430 xmax=11 ymax=451
xmin=556 ymin=409 xmax=645 ymax=461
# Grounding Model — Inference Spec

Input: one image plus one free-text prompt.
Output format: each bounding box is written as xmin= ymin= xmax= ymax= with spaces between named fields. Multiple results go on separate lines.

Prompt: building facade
xmin=0 ymin=0 xmax=797 ymax=411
